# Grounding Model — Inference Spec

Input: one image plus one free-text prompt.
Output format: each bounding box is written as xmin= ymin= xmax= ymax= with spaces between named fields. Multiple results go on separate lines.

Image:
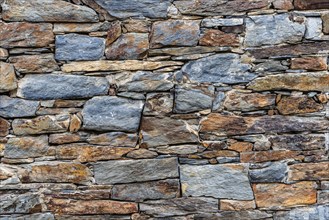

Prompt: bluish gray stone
xmin=94 ymin=0 xmax=171 ymax=19
xmin=0 ymin=96 xmax=39 ymax=118
xmin=176 ymin=54 xmax=255 ymax=84
xmin=249 ymin=162 xmax=288 ymax=183
xmin=17 ymin=74 xmax=109 ymax=100
xmin=274 ymin=205 xmax=329 ymax=220
xmin=82 ymin=96 xmax=144 ymax=132
xmin=0 ymin=193 xmax=40 ymax=214
xmin=93 ymin=158 xmax=179 ymax=184
xmin=245 ymin=14 xmax=305 ymax=47
xmin=201 ymin=18 xmax=244 ymax=27
xmin=0 ymin=213 xmax=54 ymax=220
xmin=55 ymin=34 xmax=105 ymax=61
xmin=180 ymin=164 xmax=254 ymax=200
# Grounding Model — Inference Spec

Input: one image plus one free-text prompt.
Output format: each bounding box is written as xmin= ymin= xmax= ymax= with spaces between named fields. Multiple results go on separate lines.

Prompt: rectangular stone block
xmin=288 ymin=162 xmax=329 ymax=181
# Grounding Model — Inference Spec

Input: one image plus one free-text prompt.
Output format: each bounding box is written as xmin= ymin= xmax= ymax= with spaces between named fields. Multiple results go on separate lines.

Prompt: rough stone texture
xmin=180 ymin=164 xmax=254 ymax=200
xmin=288 ymin=162 xmax=329 ymax=181
xmin=0 ymin=192 xmax=41 ymax=214
xmin=249 ymin=162 xmax=288 ymax=183
xmin=17 ymin=74 xmax=109 ymax=100
xmin=0 ymin=96 xmax=39 ymax=118
xmin=199 ymin=29 xmax=240 ymax=47
xmin=323 ymin=13 xmax=329 ymax=34
xmin=55 ymin=34 xmax=105 ymax=61
xmin=0 ymin=118 xmax=10 ymax=137
xmin=274 ymin=205 xmax=329 ymax=220
xmin=9 ymin=54 xmax=59 ymax=73
xmin=273 ymin=0 xmax=294 ymax=10
xmin=294 ymin=0 xmax=329 ymax=10
xmin=93 ymin=158 xmax=179 ymax=184
xmin=0 ymin=62 xmax=17 ymax=93
xmin=291 ymin=56 xmax=327 ymax=71
xmin=220 ymin=200 xmax=256 ymax=211
xmin=53 ymin=22 xmax=110 ymax=33
xmin=277 ymin=96 xmax=323 ymax=115
xmin=87 ymin=132 xmax=137 ymax=147
xmin=201 ymin=18 xmax=244 ymax=27
xmin=270 ymin=134 xmax=326 ymax=151
xmin=82 ymin=96 xmax=144 ymax=132
xmin=144 ymin=93 xmax=173 ymax=116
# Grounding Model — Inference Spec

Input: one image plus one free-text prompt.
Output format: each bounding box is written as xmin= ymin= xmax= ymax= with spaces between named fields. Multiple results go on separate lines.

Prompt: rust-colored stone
xmin=106 ymin=21 xmax=121 ymax=45
xmin=201 ymin=150 xmax=238 ymax=159
xmin=199 ymin=29 xmax=239 ymax=47
xmin=0 ymin=118 xmax=10 ymax=137
xmin=8 ymin=54 xmax=59 ymax=73
xmin=49 ymin=133 xmax=83 ymax=144
xmin=291 ymin=57 xmax=327 ymax=71
xmin=240 ymin=150 xmax=304 ymax=163
xmin=288 ymin=162 xmax=329 ymax=181
xmin=220 ymin=200 xmax=256 ymax=211
xmin=294 ymin=0 xmax=329 ymax=10
xmin=228 ymin=142 xmax=253 ymax=152
xmin=69 ymin=114 xmax=82 ymax=133
xmin=277 ymin=96 xmax=323 ymax=115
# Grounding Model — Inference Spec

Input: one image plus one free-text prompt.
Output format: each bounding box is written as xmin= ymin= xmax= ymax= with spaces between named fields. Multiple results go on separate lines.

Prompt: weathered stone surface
xmin=17 ymin=74 xmax=109 ymax=100
xmin=294 ymin=0 xmax=329 ymax=9
xmin=270 ymin=134 xmax=325 ymax=151
xmin=0 ymin=22 xmax=53 ymax=48
xmin=274 ymin=204 xmax=329 ymax=220
xmin=141 ymin=117 xmax=199 ymax=147
xmin=200 ymin=114 xmax=329 ymax=138
xmin=144 ymin=93 xmax=173 ymax=116
xmin=180 ymin=164 xmax=254 ymax=200
xmin=94 ymin=158 xmax=178 ymax=184
xmin=94 ymin=0 xmax=171 ymax=19
xmin=273 ymin=0 xmax=294 ymax=10
xmin=62 ymin=60 xmax=183 ymax=72
xmin=253 ymin=181 xmax=317 ymax=209
xmin=305 ymin=17 xmax=323 ymax=40
xmin=9 ymin=54 xmax=59 ymax=73
xmin=0 ymin=48 xmax=9 ymax=60
xmin=253 ymin=60 xmax=288 ymax=73
xmin=123 ymin=19 xmax=150 ymax=33
xmin=82 ymin=96 xmax=144 ymax=132
xmin=4 ymin=135 xmax=49 ymax=159
xmin=174 ymin=0 xmax=271 ymax=16
xmin=0 ymin=118 xmax=10 ymax=137
xmin=245 ymin=14 xmax=305 ymax=47
xmin=177 ymin=54 xmax=254 ymax=84
xmin=12 ymin=115 xmax=70 ymax=135
xmin=1 ymin=0 xmax=98 ymax=22
xmin=49 ymin=132 xmax=84 ymax=145
xmin=199 ymin=29 xmax=239 ymax=47
xmin=201 ymin=18 xmax=244 ymax=27
xmin=223 ymin=90 xmax=275 ymax=111
xmin=55 ymin=34 xmax=105 ymax=61
xmin=0 ymin=213 xmax=55 ymax=220
xmin=174 ymin=85 xmax=214 ymax=113
xmin=54 ymin=22 xmax=110 ymax=33
xmin=228 ymin=141 xmax=253 ymax=152
xmin=195 ymin=210 xmax=273 ymax=219
xmin=250 ymin=162 xmax=287 ymax=182
xmin=56 ymin=144 xmax=133 ymax=162
xmin=318 ymin=191 xmax=329 ymax=204
xmin=69 ymin=114 xmax=81 ymax=133
xmin=0 ymin=96 xmax=39 ymax=118
xmin=47 ymin=199 xmax=137 ymax=214
xmin=291 ymin=57 xmax=327 ymax=71
xmin=248 ymin=72 xmax=329 ymax=92
xmin=277 ymin=96 xmax=323 ymax=115
xmin=20 ymin=162 xmax=92 ymax=184
xmin=241 ymin=150 xmax=304 ymax=163
xmin=112 ymin=179 xmax=180 ymax=201
xmin=154 ymin=145 xmax=199 ymax=155
xmin=220 ymin=200 xmax=256 ymax=211
xmin=126 ymin=149 xmax=158 ymax=159
xmin=106 ymin=33 xmax=149 ymax=60
xmin=140 ymin=197 xmax=218 ymax=217
xmin=149 ymin=46 xmax=230 ymax=56
xmin=0 ymin=62 xmax=17 ymax=93
xmin=107 ymin=71 xmax=173 ymax=92
xmin=87 ymin=132 xmax=137 ymax=147
xmin=323 ymin=13 xmax=329 ymax=34
xmin=150 ymin=20 xmax=200 ymax=48
xmin=288 ymin=162 xmax=329 ymax=181
xmin=0 ymin=192 xmax=41 ymax=214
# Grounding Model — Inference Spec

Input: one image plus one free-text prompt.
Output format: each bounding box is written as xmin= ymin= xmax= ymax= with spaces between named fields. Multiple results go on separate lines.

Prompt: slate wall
xmin=1 ymin=0 xmax=329 ymax=219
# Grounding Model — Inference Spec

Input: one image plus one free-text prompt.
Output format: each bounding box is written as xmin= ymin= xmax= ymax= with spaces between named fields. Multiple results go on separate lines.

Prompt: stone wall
xmin=1 ymin=0 xmax=329 ymax=219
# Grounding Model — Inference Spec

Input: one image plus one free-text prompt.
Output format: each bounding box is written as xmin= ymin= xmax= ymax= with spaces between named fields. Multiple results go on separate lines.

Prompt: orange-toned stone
xmin=228 ymin=142 xmax=253 ymax=152
xmin=0 ymin=118 xmax=10 ymax=137
xmin=47 ymin=198 xmax=137 ymax=214
xmin=277 ymin=96 xmax=323 ymax=115
xmin=9 ymin=54 xmax=59 ymax=73
xmin=69 ymin=114 xmax=82 ymax=133
xmin=288 ymin=162 xmax=329 ymax=181
xmin=49 ymin=132 xmax=83 ymax=144
xmin=240 ymin=150 xmax=304 ymax=163
xmin=106 ymin=21 xmax=121 ymax=45
xmin=199 ymin=29 xmax=239 ymax=47
xmin=291 ymin=57 xmax=327 ymax=71
xmin=253 ymin=181 xmax=317 ymax=209
xmin=201 ymin=150 xmax=238 ymax=159
xmin=220 ymin=200 xmax=256 ymax=211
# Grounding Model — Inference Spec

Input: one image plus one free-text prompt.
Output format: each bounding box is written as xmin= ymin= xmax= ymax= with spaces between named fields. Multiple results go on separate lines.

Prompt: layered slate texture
xmin=1 ymin=0 xmax=329 ymax=219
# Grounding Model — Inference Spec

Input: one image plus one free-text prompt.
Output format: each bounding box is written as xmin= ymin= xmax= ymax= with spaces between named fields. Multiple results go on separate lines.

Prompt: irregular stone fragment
xmin=240 ymin=150 xmax=303 ymax=163
xmin=273 ymin=0 xmax=294 ymax=10
xmin=200 ymin=114 xmax=329 ymax=138
xmin=291 ymin=57 xmax=327 ymax=71
xmin=270 ymin=134 xmax=325 ymax=151
xmin=69 ymin=114 xmax=81 ymax=133
xmin=87 ymin=132 xmax=137 ymax=147
xmin=288 ymin=162 xmax=329 ymax=181
xmin=277 ymin=96 xmax=323 ymax=115
xmin=322 ymin=13 xmax=329 ymax=34
xmin=49 ymin=132 xmax=84 ymax=145
xmin=140 ymin=197 xmax=218 ymax=217
xmin=318 ymin=191 xmax=329 ymax=204
xmin=12 ymin=115 xmax=70 ymax=135
xmin=56 ymin=144 xmax=133 ymax=162
xmin=150 ymin=20 xmax=200 ymax=48
xmin=123 ymin=19 xmax=150 ymax=33
xmin=294 ymin=0 xmax=329 ymax=9
xmin=9 ymin=54 xmax=59 ymax=73
xmin=245 ymin=14 xmax=305 ymax=47
xmin=126 ymin=149 xmax=158 ymax=159
xmin=0 ymin=22 xmax=54 ymax=48
xmin=144 ymin=93 xmax=173 ymax=116
xmin=94 ymin=0 xmax=171 ymax=19
xmin=0 ymin=192 xmax=41 ymax=214
xmin=195 ymin=210 xmax=273 ymax=220
xmin=1 ymin=0 xmax=98 ymax=22
xmin=44 ymin=188 xmax=111 ymax=200
xmin=249 ymin=162 xmax=288 ymax=182
xmin=0 ymin=62 xmax=17 ymax=92
xmin=199 ymin=29 xmax=239 ymax=47
xmin=105 ymin=21 xmax=121 ymax=45
xmin=201 ymin=18 xmax=244 ymax=27
xmin=0 ymin=48 xmax=9 ymax=60
xmin=201 ymin=150 xmax=238 ymax=159
xmin=220 ymin=200 xmax=256 ymax=211
xmin=17 ymin=74 xmax=109 ymax=100
xmin=228 ymin=141 xmax=253 ymax=152
xmin=20 ymin=162 xmax=92 ymax=184
xmin=174 ymin=0 xmax=271 ymax=16
xmin=82 ymin=96 xmax=144 ymax=132
xmin=305 ymin=17 xmax=323 ymax=40
xmin=106 ymin=33 xmax=149 ymax=60
xmin=212 ymin=91 xmax=225 ymax=112
xmin=174 ymin=85 xmax=214 ymax=113
xmin=4 ymin=135 xmax=49 ymax=159
xmin=62 ymin=60 xmax=183 ymax=72
xmin=112 ymin=179 xmax=180 ymax=201
xmin=154 ymin=145 xmax=199 ymax=155
xmin=248 ymin=72 xmax=329 ymax=92
xmin=93 ymin=158 xmax=179 ymax=184
xmin=0 ymin=118 xmax=10 ymax=137
xmin=0 ymin=96 xmax=39 ymax=118
xmin=223 ymin=90 xmax=275 ymax=111
xmin=177 ymin=53 xmax=254 ymax=84
xmin=141 ymin=117 xmax=199 ymax=147
xmin=47 ymin=199 xmax=137 ymax=214
xmin=55 ymin=34 xmax=105 ymax=61
xmin=253 ymin=181 xmax=317 ymax=209
xmin=180 ymin=164 xmax=254 ymax=200
xmin=54 ymin=22 xmax=110 ymax=33
xmin=253 ymin=60 xmax=288 ymax=73
xmin=274 ymin=204 xmax=329 ymax=220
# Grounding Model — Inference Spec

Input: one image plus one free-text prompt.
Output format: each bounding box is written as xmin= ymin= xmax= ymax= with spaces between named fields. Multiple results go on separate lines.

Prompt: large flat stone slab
xmin=0 ymin=96 xmax=39 ymax=118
